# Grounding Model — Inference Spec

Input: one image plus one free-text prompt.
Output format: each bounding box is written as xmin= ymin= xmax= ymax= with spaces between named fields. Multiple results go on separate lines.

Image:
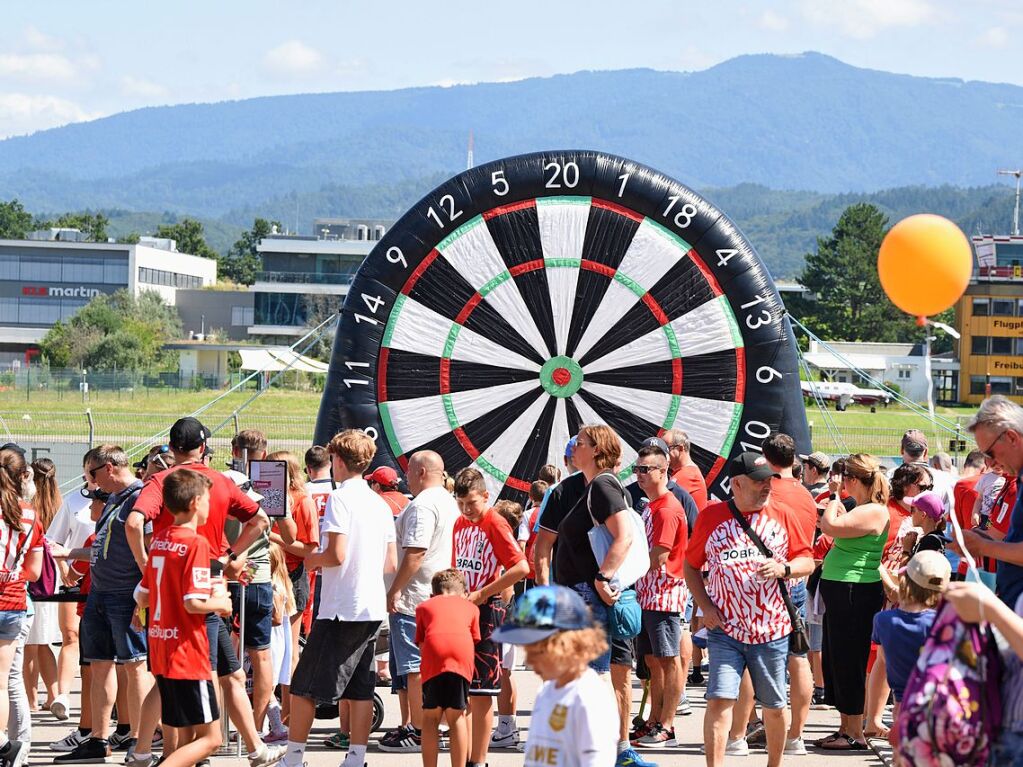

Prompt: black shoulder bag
xmin=726 ymin=500 xmax=810 ymax=655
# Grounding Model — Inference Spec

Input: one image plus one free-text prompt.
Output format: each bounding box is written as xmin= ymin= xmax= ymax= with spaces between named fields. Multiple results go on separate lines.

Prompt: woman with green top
xmin=817 ymin=453 xmax=890 ymax=751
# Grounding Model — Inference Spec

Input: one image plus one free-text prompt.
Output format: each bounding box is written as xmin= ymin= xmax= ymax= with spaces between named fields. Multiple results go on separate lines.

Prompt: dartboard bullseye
xmin=315 ymin=151 xmax=810 ymax=502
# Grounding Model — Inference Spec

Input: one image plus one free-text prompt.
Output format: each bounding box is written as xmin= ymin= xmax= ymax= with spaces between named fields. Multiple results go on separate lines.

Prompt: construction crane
xmin=998 ymin=168 xmax=1022 ymax=235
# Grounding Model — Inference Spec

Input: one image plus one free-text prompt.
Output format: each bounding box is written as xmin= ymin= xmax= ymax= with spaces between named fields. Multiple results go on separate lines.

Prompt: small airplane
xmin=800 ymin=380 xmax=892 ymax=409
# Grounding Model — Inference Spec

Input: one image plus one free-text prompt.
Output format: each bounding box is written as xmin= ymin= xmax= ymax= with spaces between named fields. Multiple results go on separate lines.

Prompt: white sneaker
xmin=784 ymin=737 xmax=808 ymax=755
xmin=50 ymin=729 xmax=86 ymax=752
xmin=248 ymin=745 xmax=286 ymax=767
xmin=50 ymin=694 xmax=71 ymax=721
xmin=490 ymin=728 xmax=520 ymax=749
xmin=725 ymin=737 xmax=750 ymax=756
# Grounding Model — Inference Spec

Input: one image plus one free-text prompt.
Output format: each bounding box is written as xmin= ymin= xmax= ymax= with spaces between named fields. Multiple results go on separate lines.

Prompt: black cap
xmin=640 ymin=437 xmax=670 ymax=457
xmin=0 ymin=443 xmax=25 ymax=457
xmin=169 ymin=417 xmax=209 ymax=452
xmin=729 ymin=451 xmax=779 ymax=481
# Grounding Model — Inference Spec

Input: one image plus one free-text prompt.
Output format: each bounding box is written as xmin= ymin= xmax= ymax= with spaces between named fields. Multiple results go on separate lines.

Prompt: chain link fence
xmin=806 ymin=422 xmax=972 ymax=462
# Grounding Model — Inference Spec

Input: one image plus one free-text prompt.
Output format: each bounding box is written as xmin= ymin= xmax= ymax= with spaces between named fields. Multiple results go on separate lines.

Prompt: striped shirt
xmin=635 ymin=493 xmax=688 ymax=613
xmin=452 ymin=509 xmax=525 ymax=594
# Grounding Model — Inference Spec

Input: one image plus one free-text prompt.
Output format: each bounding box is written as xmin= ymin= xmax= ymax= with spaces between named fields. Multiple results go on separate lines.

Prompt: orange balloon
xmin=878 ymin=214 xmax=972 ymax=317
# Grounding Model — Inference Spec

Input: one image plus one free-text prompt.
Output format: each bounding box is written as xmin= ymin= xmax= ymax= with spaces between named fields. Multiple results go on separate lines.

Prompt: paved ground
xmin=26 ymin=671 xmax=886 ymax=767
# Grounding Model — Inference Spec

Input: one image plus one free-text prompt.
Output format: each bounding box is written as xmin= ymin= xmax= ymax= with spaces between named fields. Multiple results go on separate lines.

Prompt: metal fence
xmin=806 ymin=422 xmax=972 ymax=462
xmin=0 ymin=409 xmax=318 ymax=492
xmin=0 ymin=366 xmax=272 ymax=397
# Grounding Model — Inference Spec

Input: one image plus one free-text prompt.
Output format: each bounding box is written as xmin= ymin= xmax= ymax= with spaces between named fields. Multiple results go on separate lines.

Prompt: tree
xmin=39 ymin=289 xmax=182 ymax=371
xmin=790 ymin=204 xmax=921 ymax=343
xmin=0 ymin=200 xmax=34 ymax=239
xmin=155 ymin=218 xmax=220 ymax=261
xmin=38 ymin=212 xmax=110 ymax=242
xmin=223 ymin=218 xmax=280 ymax=285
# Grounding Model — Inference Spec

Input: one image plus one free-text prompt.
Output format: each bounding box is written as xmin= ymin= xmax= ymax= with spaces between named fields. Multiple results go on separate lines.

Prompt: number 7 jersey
xmin=138 ymin=525 xmax=213 ymax=680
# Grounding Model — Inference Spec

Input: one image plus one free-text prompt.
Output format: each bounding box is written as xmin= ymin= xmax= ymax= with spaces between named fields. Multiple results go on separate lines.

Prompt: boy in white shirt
xmin=493 ymin=586 xmax=617 ymax=767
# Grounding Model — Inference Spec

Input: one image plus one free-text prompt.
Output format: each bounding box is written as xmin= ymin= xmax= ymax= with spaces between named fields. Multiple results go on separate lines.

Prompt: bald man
xmin=381 ymin=452 xmax=460 ymax=751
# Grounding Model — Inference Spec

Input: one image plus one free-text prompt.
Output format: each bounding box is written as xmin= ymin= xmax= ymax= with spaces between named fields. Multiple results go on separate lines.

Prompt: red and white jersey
xmin=686 ymin=500 xmax=811 ymax=645
xmin=636 ymin=494 xmax=689 ymax=613
xmin=881 ymin=500 xmax=913 ymax=575
xmin=452 ymin=509 xmax=525 ymax=594
xmin=0 ymin=503 xmax=43 ymax=611
xmin=305 ymin=479 xmax=333 ymax=521
xmin=138 ymin=525 xmax=213 ymax=680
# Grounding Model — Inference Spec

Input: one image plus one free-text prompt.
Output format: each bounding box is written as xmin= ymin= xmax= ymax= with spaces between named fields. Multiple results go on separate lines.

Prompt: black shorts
xmin=205 ymin=614 xmax=242 ymax=677
xmin=156 ymin=676 xmax=219 ymax=728
xmin=290 ymin=618 xmax=379 ymax=703
xmin=611 ymin=635 xmax=634 ymax=667
xmin=289 ymin=565 xmax=309 ymax=613
xmin=471 ymin=599 xmax=506 ymax=697
xmin=422 ymin=672 xmax=469 ymax=711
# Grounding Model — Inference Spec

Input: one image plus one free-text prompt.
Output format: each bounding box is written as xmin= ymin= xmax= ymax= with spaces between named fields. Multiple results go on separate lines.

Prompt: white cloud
xmin=23 ymin=25 xmax=63 ymax=51
xmin=978 ymin=26 xmax=1010 ymax=48
xmin=0 ymin=52 xmax=77 ymax=83
xmin=262 ymin=40 xmax=324 ymax=77
xmin=759 ymin=10 xmax=790 ymax=31
xmin=0 ymin=93 xmax=101 ymax=139
xmin=802 ymin=0 xmax=938 ymax=39
xmin=119 ymin=75 xmax=169 ymax=100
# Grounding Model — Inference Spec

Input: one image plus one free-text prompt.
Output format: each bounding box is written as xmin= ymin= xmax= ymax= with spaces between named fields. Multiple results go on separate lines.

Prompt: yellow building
xmin=955 ymin=235 xmax=1023 ymax=404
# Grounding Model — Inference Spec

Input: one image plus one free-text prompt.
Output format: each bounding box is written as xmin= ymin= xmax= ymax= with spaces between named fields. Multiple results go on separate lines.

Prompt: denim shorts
xmin=81 ymin=590 xmax=147 ymax=663
xmin=990 ymin=730 xmax=1023 ymax=767
xmin=228 ymin=582 xmax=273 ymax=651
xmin=809 ymin=622 xmax=823 ymax=653
xmin=571 ymin=582 xmax=633 ymax=673
xmin=637 ymin=610 xmax=681 ymax=658
xmin=788 ymin=580 xmax=808 ymax=658
xmin=0 ymin=610 xmax=24 ymax=641
xmin=706 ymin=627 xmax=788 ymax=709
xmin=683 ymin=592 xmax=694 ymax=624
xmin=389 ymin=612 xmax=421 ymax=676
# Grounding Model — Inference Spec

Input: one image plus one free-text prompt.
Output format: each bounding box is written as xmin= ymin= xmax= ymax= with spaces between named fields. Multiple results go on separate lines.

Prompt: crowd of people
xmin=0 ymin=396 xmax=1017 ymax=767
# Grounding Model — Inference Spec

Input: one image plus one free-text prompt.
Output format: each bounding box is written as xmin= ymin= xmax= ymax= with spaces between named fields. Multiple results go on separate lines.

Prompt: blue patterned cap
xmin=492 ymin=585 xmax=593 ymax=645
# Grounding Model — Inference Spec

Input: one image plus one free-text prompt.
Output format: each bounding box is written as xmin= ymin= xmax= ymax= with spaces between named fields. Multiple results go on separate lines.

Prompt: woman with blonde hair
xmin=24 ymin=459 xmax=61 ymax=715
xmin=817 ymin=453 xmax=891 ymax=751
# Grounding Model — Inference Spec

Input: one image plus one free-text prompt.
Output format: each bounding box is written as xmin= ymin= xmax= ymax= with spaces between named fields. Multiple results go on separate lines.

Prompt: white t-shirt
xmin=976 ymin=472 xmax=1005 ymax=520
xmin=318 ymin=477 xmax=395 ymax=622
xmin=47 ymin=491 xmax=94 ymax=549
xmin=524 ymin=668 xmax=617 ymax=767
xmin=393 ymin=485 xmax=459 ymax=616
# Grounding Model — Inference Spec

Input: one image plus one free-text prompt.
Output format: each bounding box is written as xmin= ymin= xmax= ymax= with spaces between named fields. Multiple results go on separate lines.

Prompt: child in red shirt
xmin=415 ymin=569 xmax=480 ymax=767
xmin=451 ymin=468 xmax=529 ymax=767
xmin=135 ymin=470 xmax=232 ymax=767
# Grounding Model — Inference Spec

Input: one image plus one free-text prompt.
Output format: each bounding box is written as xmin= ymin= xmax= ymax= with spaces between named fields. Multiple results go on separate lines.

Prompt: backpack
xmin=896 ymin=601 xmax=1002 ymax=766
xmin=27 ymin=538 xmax=58 ymax=599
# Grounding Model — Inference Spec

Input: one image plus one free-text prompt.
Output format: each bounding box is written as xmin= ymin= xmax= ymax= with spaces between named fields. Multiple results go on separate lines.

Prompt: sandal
xmin=819 ymin=735 xmax=867 ymax=751
xmin=813 ymin=732 xmax=845 ymax=747
xmin=864 ymin=726 xmax=891 ymax=739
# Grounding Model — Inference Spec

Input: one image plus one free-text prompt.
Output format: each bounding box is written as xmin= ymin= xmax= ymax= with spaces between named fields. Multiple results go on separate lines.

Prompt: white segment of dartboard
xmin=380 ymin=379 xmax=539 ymax=457
xmin=570 ymin=393 xmax=639 ymax=471
xmin=546 ymin=398 xmax=571 ymax=469
xmin=385 ymin=295 xmax=540 ymax=372
xmin=536 ymin=199 xmax=588 ymax=355
xmin=583 ymin=295 xmax=735 ymax=374
xmin=572 ymin=218 xmax=688 ymax=360
xmin=478 ymin=471 xmax=506 ymax=505
xmin=439 ymin=218 xmax=549 ymax=358
xmin=670 ymin=397 xmax=740 ymax=456
xmin=581 ymin=382 xmax=673 ymax=432
xmin=474 ymin=391 xmax=551 ymax=483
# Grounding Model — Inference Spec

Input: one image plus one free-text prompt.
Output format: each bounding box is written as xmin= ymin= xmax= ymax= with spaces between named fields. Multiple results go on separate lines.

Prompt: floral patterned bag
xmin=896 ymin=601 xmax=1002 ymax=766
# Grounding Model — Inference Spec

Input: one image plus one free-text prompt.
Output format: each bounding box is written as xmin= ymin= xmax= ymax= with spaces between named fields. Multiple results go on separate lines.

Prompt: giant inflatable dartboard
xmin=315 ymin=151 xmax=810 ymax=502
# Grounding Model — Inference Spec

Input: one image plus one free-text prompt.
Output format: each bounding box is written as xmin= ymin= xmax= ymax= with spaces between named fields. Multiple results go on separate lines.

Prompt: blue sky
xmin=0 ymin=0 xmax=1019 ymax=139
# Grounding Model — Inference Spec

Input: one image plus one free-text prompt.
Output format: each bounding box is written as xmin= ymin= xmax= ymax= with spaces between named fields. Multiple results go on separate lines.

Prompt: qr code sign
xmin=261 ymin=488 xmax=286 ymax=515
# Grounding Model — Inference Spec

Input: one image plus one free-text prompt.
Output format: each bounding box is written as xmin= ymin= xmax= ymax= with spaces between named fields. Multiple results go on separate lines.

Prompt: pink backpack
xmin=896 ymin=601 xmax=1002 ymax=766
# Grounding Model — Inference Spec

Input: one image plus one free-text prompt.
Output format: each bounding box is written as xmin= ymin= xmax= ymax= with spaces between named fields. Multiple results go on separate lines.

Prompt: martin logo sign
xmin=21 ymin=286 xmax=102 ymax=298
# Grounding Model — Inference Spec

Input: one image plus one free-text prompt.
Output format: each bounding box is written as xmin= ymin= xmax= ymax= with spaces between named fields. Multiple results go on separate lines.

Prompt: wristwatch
xmin=226 ymin=548 xmax=239 ymax=562
xmin=595 ymin=571 xmax=612 ymax=583
xmin=783 ymin=564 xmax=791 ymax=579
xmin=829 ymin=492 xmax=838 ymax=501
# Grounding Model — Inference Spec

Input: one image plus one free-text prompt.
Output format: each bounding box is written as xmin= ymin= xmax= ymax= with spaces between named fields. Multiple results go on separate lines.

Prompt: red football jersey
xmin=139 ymin=526 xmax=213 ymax=680
xmin=0 ymin=505 xmax=43 ymax=612
xmin=636 ymin=492 xmax=689 ymax=613
xmin=273 ymin=491 xmax=318 ymax=572
xmin=452 ymin=509 xmax=525 ymax=593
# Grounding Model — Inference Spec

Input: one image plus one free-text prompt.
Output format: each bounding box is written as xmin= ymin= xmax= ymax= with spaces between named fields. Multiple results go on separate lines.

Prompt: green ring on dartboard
xmin=316 ymin=150 xmax=811 ymax=503
xmin=539 ymin=356 xmax=583 ymax=398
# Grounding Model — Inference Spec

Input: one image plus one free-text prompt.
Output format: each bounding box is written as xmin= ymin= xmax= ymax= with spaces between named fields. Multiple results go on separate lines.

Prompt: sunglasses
xmin=980 ymin=430 xmax=1008 ymax=460
xmin=88 ymin=462 xmax=110 ymax=480
xmin=633 ymin=465 xmax=663 ymax=475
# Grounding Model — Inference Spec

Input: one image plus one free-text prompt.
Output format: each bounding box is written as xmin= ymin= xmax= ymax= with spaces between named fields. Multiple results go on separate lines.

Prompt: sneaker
xmin=264 ymin=727 xmax=289 ymax=744
xmin=247 ymin=745 xmax=285 ymax=767
xmin=676 ymin=694 xmax=692 ymax=716
xmin=124 ymin=755 xmax=159 ymax=767
xmin=629 ymin=722 xmax=653 ymax=743
xmin=378 ymin=725 xmax=422 ymax=753
xmin=51 ymin=694 xmax=71 ymax=721
xmin=53 ymin=737 xmax=112 ymax=764
xmin=635 ymin=725 xmax=675 ymax=749
xmin=50 ymin=730 xmax=87 ymax=752
xmin=811 ymin=687 xmax=829 ymax=709
xmin=324 ymin=732 xmax=350 ymax=749
xmin=784 ymin=737 xmax=808 ymax=755
xmin=615 ymin=747 xmax=658 ymax=767
xmin=489 ymin=728 xmax=520 ymax=749
xmin=1 ymin=740 xmax=28 ymax=767
xmin=150 ymin=731 xmax=163 ymax=751
xmin=725 ymin=737 xmax=750 ymax=756
xmin=108 ymin=734 xmax=133 ymax=752
xmin=688 ymin=669 xmax=704 ymax=686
